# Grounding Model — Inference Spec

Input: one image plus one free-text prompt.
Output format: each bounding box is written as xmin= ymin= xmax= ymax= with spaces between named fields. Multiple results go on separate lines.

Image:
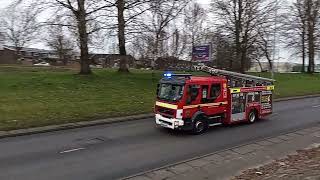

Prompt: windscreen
xmin=158 ymin=84 xmax=184 ymax=102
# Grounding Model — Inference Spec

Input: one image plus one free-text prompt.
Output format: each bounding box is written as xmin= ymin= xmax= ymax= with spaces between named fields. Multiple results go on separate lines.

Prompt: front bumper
xmin=155 ymin=114 xmax=192 ymax=130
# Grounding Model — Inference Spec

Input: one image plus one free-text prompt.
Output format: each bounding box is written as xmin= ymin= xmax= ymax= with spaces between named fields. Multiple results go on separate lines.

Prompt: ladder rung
xmin=200 ymin=65 xmax=275 ymax=83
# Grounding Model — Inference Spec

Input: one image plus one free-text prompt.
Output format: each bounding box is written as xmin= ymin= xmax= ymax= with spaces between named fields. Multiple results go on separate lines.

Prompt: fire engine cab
xmin=154 ymin=65 xmax=275 ymax=134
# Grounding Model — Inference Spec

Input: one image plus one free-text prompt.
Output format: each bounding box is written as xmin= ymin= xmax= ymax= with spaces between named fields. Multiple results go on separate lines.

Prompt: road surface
xmin=0 ymin=97 xmax=319 ymax=180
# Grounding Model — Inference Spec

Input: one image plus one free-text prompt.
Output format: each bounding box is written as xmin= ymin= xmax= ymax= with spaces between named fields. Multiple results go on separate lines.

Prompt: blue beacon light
xmin=164 ymin=73 xmax=172 ymax=78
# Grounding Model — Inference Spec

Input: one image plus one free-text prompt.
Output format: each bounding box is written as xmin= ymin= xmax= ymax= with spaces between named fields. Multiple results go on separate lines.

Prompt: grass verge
xmin=0 ymin=66 xmax=319 ymax=131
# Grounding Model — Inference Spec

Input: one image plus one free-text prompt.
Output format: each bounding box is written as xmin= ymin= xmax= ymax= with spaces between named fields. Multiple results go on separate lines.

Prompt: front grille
xmin=157 ymin=107 xmax=175 ymax=118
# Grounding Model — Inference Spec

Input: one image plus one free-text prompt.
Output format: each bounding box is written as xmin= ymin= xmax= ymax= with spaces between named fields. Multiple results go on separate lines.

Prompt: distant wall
xmin=0 ymin=49 xmax=18 ymax=64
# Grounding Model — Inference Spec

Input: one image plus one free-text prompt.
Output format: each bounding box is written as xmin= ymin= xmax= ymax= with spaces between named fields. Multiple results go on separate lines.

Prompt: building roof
xmin=3 ymin=45 xmax=55 ymax=54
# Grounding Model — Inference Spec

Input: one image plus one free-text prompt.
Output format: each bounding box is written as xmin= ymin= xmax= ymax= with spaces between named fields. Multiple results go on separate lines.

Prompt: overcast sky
xmin=0 ymin=0 xmax=11 ymax=7
xmin=1 ymin=0 xmax=313 ymax=63
xmin=0 ymin=0 xmax=211 ymax=7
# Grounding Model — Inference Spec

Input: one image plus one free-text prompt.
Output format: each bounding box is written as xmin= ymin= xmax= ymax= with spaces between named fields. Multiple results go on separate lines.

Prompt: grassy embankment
xmin=0 ymin=65 xmax=319 ymax=131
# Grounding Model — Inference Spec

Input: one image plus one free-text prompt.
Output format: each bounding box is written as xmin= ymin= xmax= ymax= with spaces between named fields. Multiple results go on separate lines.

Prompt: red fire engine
xmin=154 ymin=65 xmax=275 ymax=134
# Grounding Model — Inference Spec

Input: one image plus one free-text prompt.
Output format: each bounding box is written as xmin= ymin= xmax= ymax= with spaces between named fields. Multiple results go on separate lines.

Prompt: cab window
xmin=210 ymin=84 xmax=221 ymax=100
xmin=186 ymin=85 xmax=200 ymax=105
xmin=248 ymin=92 xmax=261 ymax=103
xmin=201 ymin=85 xmax=209 ymax=103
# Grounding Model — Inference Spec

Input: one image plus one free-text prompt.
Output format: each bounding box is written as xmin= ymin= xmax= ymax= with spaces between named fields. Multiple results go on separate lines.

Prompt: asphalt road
xmin=0 ymin=97 xmax=319 ymax=180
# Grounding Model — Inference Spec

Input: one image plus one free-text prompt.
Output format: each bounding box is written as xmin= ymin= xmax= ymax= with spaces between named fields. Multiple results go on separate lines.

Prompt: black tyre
xmin=191 ymin=118 xmax=208 ymax=135
xmin=248 ymin=110 xmax=257 ymax=124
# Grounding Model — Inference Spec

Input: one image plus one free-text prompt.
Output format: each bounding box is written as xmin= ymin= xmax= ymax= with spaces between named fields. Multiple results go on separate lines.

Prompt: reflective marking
xmin=267 ymin=85 xmax=275 ymax=91
xmin=156 ymin=101 xmax=178 ymax=109
xmin=183 ymin=101 xmax=228 ymax=109
xmin=230 ymin=88 xmax=241 ymax=93
xmin=59 ymin=148 xmax=85 ymax=154
xmin=312 ymin=105 xmax=320 ymax=108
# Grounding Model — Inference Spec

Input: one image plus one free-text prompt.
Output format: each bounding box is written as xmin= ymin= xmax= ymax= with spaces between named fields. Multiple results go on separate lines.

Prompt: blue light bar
xmin=163 ymin=73 xmax=192 ymax=79
xmin=164 ymin=73 xmax=172 ymax=78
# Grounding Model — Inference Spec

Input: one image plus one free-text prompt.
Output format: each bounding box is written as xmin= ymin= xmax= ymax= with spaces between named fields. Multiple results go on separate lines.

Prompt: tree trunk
xmin=151 ymin=34 xmax=160 ymax=80
xmin=235 ymin=22 xmax=241 ymax=72
xmin=152 ymin=34 xmax=160 ymax=71
xmin=308 ymin=30 xmax=315 ymax=73
xmin=240 ymin=29 xmax=248 ymax=74
xmin=266 ymin=56 xmax=274 ymax=79
xmin=117 ymin=0 xmax=129 ymax=73
xmin=77 ymin=0 xmax=91 ymax=75
xmin=14 ymin=46 xmax=22 ymax=63
xmin=256 ymin=59 xmax=264 ymax=72
xmin=307 ymin=24 xmax=315 ymax=74
xmin=228 ymin=43 xmax=233 ymax=70
xmin=307 ymin=0 xmax=315 ymax=74
xmin=234 ymin=0 xmax=243 ymax=72
xmin=240 ymin=47 xmax=247 ymax=73
xmin=302 ymin=24 xmax=306 ymax=72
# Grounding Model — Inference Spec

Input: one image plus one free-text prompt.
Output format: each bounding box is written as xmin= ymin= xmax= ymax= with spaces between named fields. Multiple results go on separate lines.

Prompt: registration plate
xmin=160 ymin=122 xmax=169 ymax=127
xmin=159 ymin=120 xmax=170 ymax=128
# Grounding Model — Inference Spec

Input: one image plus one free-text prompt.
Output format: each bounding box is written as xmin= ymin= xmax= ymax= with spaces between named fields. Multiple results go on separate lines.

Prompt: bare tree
xmin=116 ymin=0 xmax=128 ymax=72
xmin=208 ymin=30 xmax=234 ymax=70
xmin=97 ymin=0 xmax=153 ymax=72
xmin=305 ymin=0 xmax=320 ymax=73
xmin=128 ymin=33 xmax=154 ymax=61
xmin=113 ymin=0 xmax=154 ymax=72
xmin=256 ymin=29 xmax=274 ymax=76
xmin=183 ymin=1 xmax=207 ymax=59
xmin=143 ymin=0 xmax=190 ymax=71
xmin=27 ymin=0 xmax=115 ymax=74
xmin=46 ymin=25 xmax=75 ymax=65
xmin=282 ymin=0 xmax=320 ymax=73
xmin=212 ymin=0 xmax=278 ymax=73
xmin=0 ymin=4 xmax=42 ymax=59
xmin=255 ymin=4 xmax=282 ymax=78
xmin=282 ymin=0 xmax=308 ymax=72
xmin=48 ymin=1 xmax=89 ymax=74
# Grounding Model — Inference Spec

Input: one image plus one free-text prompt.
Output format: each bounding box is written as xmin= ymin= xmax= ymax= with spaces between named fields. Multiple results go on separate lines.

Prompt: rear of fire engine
xmin=154 ymin=66 xmax=275 ymax=135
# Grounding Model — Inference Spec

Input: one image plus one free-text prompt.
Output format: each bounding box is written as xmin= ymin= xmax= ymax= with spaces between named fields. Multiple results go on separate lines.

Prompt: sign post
xmin=192 ymin=44 xmax=212 ymax=62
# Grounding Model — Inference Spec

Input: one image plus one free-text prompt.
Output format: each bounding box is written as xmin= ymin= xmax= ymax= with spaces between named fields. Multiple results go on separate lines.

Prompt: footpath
xmin=123 ymin=124 xmax=320 ymax=180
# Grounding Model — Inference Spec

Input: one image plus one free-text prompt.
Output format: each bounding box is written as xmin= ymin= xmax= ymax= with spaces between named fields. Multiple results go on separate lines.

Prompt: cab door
xmin=200 ymin=83 xmax=226 ymax=117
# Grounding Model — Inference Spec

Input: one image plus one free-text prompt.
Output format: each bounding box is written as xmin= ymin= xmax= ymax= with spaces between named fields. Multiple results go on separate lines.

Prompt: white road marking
xmin=59 ymin=148 xmax=85 ymax=154
xmin=312 ymin=105 xmax=320 ymax=108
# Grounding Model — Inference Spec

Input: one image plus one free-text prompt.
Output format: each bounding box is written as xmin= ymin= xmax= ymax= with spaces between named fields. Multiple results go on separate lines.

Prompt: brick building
xmin=0 ymin=45 xmax=74 ymax=65
xmin=89 ymin=54 xmax=136 ymax=68
xmin=0 ymin=47 xmax=17 ymax=64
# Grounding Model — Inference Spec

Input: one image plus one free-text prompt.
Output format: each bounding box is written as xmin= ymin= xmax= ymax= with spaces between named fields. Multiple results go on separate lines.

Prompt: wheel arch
xmin=248 ymin=107 xmax=259 ymax=123
xmin=252 ymin=108 xmax=259 ymax=118
xmin=191 ymin=111 xmax=208 ymax=123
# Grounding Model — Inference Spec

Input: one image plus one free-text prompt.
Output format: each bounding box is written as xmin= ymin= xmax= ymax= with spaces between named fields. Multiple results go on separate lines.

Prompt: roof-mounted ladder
xmin=198 ymin=65 xmax=275 ymax=87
